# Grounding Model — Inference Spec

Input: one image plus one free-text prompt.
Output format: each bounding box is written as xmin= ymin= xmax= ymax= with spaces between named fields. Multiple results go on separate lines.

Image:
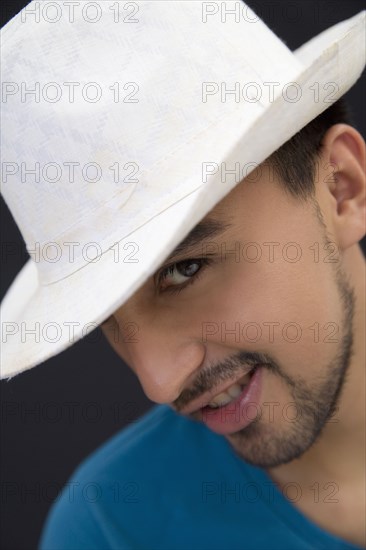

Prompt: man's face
xmin=101 ymin=161 xmax=355 ymax=468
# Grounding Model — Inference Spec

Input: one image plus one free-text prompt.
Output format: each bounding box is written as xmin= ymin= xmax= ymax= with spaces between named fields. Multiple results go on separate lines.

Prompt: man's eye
xmin=156 ymin=258 xmax=211 ymax=294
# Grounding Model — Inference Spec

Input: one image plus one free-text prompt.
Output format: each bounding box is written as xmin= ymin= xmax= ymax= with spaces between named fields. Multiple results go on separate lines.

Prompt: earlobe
xmin=321 ymin=123 xmax=366 ymax=250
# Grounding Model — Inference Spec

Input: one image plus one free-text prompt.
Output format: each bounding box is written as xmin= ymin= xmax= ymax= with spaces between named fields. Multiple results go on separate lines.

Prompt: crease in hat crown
xmin=0 ymin=1 xmax=365 ymax=379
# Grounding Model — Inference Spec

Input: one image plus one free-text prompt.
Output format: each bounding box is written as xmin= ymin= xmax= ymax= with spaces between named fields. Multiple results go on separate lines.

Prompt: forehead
xmin=199 ymin=161 xmax=286 ymax=222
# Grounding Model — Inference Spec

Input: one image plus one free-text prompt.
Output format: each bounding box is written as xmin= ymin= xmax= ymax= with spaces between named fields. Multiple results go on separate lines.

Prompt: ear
xmin=320 ymin=123 xmax=366 ymax=251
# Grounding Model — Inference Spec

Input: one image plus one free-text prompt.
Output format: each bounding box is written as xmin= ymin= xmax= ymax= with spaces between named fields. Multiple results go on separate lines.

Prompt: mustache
xmin=173 ymin=350 xmax=278 ymax=412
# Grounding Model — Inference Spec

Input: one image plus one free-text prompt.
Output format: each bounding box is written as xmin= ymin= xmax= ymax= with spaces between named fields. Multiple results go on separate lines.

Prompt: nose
xmin=133 ymin=338 xmax=206 ymax=405
xmin=117 ymin=315 xmax=206 ymax=405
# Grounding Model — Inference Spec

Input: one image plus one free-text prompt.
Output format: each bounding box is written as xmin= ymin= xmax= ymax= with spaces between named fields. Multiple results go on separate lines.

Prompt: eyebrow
xmin=163 ymin=218 xmax=232 ymax=263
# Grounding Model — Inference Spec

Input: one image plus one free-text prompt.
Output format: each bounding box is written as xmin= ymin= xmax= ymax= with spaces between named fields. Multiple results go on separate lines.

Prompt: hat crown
xmin=1 ymin=2 xmax=365 ymax=378
xmin=0 ymin=0 xmax=301 ymax=284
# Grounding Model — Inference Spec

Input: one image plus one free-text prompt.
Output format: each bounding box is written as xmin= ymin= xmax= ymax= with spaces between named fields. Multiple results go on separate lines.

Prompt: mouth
xmin=202 ymin=367 xmax=257 ymax=411
xmin=181 ymin=365 xmax=259 ymax=417
xmin=198 ymin=365 xmax=264 ymax=435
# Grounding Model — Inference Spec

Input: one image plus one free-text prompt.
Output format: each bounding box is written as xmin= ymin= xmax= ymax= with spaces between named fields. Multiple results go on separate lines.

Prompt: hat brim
xmin=1 ymin=10 xmax=365 ymax=379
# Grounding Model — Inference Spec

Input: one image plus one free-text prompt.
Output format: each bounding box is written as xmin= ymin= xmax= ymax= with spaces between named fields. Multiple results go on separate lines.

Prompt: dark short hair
xmin=267 ymin=97 xmax=354 ymax=200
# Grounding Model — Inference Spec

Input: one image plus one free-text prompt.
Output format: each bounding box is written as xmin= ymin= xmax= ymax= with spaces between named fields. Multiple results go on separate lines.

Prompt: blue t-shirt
xmin=39 ymin=405 xmax=362 ymax=550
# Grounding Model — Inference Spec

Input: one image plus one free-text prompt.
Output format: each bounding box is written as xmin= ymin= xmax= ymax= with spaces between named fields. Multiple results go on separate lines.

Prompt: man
xmin=1 ymin=1 xmax=365 ymax=548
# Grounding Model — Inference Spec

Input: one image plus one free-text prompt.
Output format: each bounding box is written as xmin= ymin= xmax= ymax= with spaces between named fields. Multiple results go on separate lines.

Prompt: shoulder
xmin=74 ymin=404 xmax=211 ymax=479
xmin=39 ymin=405 xmax=222 ymax=549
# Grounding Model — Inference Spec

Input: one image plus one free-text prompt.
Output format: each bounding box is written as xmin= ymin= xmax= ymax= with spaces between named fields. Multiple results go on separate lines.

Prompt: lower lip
xmin=199 ymin=366 xmax=263 ymax=435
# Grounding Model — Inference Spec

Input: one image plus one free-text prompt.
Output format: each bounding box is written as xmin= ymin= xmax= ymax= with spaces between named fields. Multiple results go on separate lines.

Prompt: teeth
xmin=206 ymin=371 xmax=254 ymax=409
xmin=227 ymin=384 xmax=243 ymax=399
xmin=208 ymin=383 xmax=243 ymax=408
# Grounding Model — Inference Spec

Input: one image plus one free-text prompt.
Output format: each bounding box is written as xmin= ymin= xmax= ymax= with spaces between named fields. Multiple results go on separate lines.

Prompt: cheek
xmin=200 ymin=250 xmax=345 ymax=379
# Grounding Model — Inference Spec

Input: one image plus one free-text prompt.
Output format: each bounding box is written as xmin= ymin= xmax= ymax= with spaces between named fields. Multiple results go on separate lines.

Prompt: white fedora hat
xmin=1 ymin=1 xmax=365 ymax=380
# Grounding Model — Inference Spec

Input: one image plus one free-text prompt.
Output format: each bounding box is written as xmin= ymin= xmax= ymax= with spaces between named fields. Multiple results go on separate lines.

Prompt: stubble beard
xmin=226 ymin=259 xmax=356 ymax=469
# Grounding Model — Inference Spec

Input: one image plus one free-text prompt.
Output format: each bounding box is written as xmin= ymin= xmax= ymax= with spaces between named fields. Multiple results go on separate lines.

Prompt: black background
xmin=1 ymin=1 xmax=365 ymax=549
